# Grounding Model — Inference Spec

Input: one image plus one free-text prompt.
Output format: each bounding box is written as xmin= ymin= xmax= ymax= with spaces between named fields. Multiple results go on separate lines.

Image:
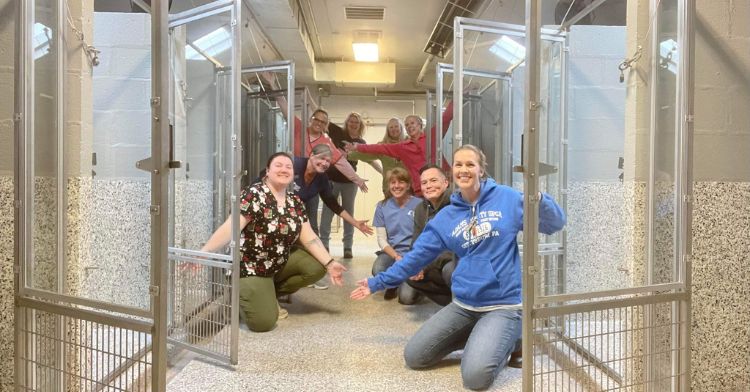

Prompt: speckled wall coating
xmin=2 ymin=177 xmax=749 ymax=389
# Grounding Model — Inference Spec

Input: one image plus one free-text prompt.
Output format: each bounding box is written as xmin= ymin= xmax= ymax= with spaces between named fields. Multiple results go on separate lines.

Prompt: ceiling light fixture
xmin=352 ymin=30 xmax=380 ymax=62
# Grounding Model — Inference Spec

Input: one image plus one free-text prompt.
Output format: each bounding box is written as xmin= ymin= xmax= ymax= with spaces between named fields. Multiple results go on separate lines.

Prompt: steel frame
xmin=14 ymin=0 xmax=245 ymax=389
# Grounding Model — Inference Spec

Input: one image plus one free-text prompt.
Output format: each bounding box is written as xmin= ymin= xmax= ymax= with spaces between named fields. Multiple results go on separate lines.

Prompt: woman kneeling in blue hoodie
xmin=351 ymin=144 xmax=566 ymax=390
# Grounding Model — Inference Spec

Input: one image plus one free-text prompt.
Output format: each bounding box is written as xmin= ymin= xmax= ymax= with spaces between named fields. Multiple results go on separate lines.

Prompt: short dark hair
xmin=419 ymin=163 xmax=446 ymax=177
xmin=266 ymin=152 xmax=293 ymax=169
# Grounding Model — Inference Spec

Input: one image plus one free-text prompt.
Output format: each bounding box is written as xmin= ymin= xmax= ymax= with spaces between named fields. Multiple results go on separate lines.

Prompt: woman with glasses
xmin=351 ymin=144 xmax=566 ymax=390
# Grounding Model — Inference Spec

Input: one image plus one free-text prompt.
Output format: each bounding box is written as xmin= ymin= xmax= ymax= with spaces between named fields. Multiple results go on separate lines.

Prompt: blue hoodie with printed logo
xmin=367 ymin=178 xmax=566 ymax=308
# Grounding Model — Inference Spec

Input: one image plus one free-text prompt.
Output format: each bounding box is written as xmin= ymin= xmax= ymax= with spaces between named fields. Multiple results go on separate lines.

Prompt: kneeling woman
xmin=202 ymin=152 xmax=346 ymax=332
xmin=371 ymin=167 xmax=422 ymax=303
xmin=351 ymin=145 xmax=566 ymax=390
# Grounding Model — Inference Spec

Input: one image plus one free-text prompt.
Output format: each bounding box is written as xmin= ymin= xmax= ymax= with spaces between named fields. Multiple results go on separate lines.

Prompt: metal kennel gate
xmin=452 ymin=0 xmax=695 ymax=389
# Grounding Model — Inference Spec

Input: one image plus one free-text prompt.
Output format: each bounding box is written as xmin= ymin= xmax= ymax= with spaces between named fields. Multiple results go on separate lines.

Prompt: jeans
xmin=237 ymin=248 xmax=325 ymax=332
xmin=372 ymin=252 xmax=422 ymax=305
xmin=319 ymin=181 xmax=358 ymax=249
xmin=403 ymin=303 xmax=522 ymax=390
xmin=305 ymin=196 xmax=320 ymax=235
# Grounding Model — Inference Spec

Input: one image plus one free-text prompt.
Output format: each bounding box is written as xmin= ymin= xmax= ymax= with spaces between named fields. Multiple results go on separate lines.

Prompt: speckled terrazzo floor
xmin=166 ymin=236 xmax=523 ymax=392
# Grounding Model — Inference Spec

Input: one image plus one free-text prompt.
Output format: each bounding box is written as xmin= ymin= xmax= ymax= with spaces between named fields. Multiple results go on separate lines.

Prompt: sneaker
xmin=343 ymin=248 xmax=353 ymax=259
xmin=307 ymin=282 xmax=329 ymax=290
xmin=277 ymin=304 xmax=288 ymax=320
xmin=508 ymin=348 xmax=522 ymax=369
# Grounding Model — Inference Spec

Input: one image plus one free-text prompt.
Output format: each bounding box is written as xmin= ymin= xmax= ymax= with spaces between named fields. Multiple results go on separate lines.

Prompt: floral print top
xmin=238 ymin=182 xmax=308 ymax=277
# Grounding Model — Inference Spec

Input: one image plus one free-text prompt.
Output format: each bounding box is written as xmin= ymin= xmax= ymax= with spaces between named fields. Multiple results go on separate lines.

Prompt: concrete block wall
xmin=691 ymin=1 xmax=750 ymax=389
xmin=92 ymin=13 xmax=152 ymax=179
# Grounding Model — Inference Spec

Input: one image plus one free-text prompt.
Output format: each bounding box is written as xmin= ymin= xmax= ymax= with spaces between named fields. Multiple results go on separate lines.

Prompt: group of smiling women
xmin=200 ymin=106 xmax=566 ymax=390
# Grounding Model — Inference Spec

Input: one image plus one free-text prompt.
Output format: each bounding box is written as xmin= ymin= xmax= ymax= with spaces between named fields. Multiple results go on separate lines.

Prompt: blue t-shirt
xmin=372 ymin=196 xmax=422 ymax=253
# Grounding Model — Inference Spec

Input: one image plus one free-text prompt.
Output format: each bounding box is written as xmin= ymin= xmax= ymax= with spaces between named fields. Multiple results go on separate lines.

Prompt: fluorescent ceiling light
xmin=185 ymin=27 xmax=231 ymax=60
xmin=489 ymin=35 xmax=525 ymax=64
xmin=353 ymin=42 xmax=379 ymax=62
xmin=659 ymin=39 xmax=678 ymax=74
xmin=33 ymin=23 xmax=52 ymax=60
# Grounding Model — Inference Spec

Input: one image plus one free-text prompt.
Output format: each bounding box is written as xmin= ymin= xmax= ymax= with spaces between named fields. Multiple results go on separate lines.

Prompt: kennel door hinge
xmin=149 ymin=285 xmax=159 ymax=296
xmin=528 ymin=265 xmax=539 ymax=275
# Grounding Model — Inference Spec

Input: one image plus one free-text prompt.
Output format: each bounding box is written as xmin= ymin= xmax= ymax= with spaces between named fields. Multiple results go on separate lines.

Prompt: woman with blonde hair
xmin=321 ymin=111 xmax=379 ymax=260
xmin=347 ymin=117 xmax=407 ymax=193
xmin=352 ymin=145 xmax=566 ymax=389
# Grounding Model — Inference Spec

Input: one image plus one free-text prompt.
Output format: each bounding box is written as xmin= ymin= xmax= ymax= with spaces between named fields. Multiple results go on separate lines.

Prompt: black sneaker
xmin=343 ymin=248 xmax=353 ymax=259
xmin=383 ymin=288 xmax=398 ymax=300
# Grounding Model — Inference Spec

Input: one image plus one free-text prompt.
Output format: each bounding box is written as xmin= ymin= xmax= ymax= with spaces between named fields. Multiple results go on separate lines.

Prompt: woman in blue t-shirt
xmin=371 ymin=167 xmax=423 ymax=304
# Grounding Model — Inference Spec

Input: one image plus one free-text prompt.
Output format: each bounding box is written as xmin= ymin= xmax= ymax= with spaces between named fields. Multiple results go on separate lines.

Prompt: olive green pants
xmin=238 ymin=248 xmax=326 ymax=332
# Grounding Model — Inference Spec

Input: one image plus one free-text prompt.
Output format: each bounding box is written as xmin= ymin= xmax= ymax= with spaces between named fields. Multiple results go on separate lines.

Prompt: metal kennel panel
xmin=16 ymin=298 xmax=153 ymax=392
xmin=167 ymin=248 xmax=234 ymax=363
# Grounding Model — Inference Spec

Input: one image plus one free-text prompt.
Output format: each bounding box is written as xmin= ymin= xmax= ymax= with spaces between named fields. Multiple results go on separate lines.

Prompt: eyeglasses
xmin=311 ymin=117 xmax=328 ymax=125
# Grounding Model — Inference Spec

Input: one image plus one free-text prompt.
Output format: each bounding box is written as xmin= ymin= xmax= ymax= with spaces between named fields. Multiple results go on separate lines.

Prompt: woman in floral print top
xmin=237 ymin=181 xmax=307 ymax=277
xmin=201 ymin=152 xmax=346 ymax=332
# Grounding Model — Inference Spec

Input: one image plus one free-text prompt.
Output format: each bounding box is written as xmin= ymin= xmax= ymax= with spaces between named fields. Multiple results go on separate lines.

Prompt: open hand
xmin=354 ymin=178 xmax=369 ymax=193
xmin=409 ymin=270 xmax=425 ymax=281
xmin=354 ymin=219 xmax=374 ymax=236
xmin=350 ymin=279 xmax=372 ymax=300
xmin=327 ymin=261 xmax=347 ymax=286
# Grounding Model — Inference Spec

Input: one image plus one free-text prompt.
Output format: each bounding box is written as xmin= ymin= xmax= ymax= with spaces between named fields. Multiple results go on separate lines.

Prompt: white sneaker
xmin=277 ymin=303 xmax=288 ymax=320
xmin=306 ymin=282 xmax=329 ymax=290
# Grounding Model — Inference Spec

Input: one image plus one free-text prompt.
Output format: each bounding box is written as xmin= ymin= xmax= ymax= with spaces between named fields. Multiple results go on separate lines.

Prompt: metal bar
xmin=534 ymin=292 xmax=687 ymax=318
xmin=559 ymin=34 xmax=570 ymax=302
xmin=230 ymin=0 xmax=242 ymax=365
xmin=168 ymin=254 xmax=233 ymax=269
xmin=551 ymin=330 xmax=623 ymax=384
xmin=166 ymin=338 xmax=235 ymax=364
xmin=14 ymin=5 xmax=28 ymax=391
xmin=453 ymin=17 xmax=464 ymax=149
xmin=536 ymin=283 xmax=684 ymax=305
xmin=168 ymin=247 xmax=233 ymax=261
xmin=645 ymin=1 xmax=660 ymax=388
xmin=132 ymin=0 xmax=151 ymax=13
xmin=453 ymin=17 xmax=567 ymax=42
xmin=436 ymin=64 xmax=445 ymax=166
xmin=18 ymin=297 xmax=153 ymax=333
xmin=152 ymin=0 xmax=171 ymax=388
xmin=186 ymin=42 xmax=223 ymax=67
xmin=287 ymin=63 xmax=296 ymax=154
xmin=20 ymin=287 xmax=153 ymax=319
xmin=168 ymin=0 xmax=233 ymax=27
xmin=95 ymin=342 xmax=152 ymax=390
xmin=559 ymin=0 xmax=611 ymax=32
xmin=239 ymin=61 xmax=294 ymax=74
xmin=55 ymin=0 xmax=67 ymax=389
xmin=436 ymin=62 xmax=512 ymax=80
xmin=678 ymin=1 xmax=695 ymax=390
xmin=522 ymin=1 xmax=542 ymax=390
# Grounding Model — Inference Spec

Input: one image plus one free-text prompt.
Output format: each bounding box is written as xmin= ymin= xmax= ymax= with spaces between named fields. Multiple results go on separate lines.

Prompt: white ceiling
xmin=300 ymin=0 xmax=529 ymax=93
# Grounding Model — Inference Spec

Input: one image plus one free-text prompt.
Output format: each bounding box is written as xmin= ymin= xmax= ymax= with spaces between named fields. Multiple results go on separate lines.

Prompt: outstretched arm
xmin=201 ymin=214 xmax=249 ymax=253
xmin=298 ymin=221 xmax=347 ymax=286
xmin=339 ymin=210 xmax=374 ymax=236
xmin=333 ymin=157 xmax=368 ymax=192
